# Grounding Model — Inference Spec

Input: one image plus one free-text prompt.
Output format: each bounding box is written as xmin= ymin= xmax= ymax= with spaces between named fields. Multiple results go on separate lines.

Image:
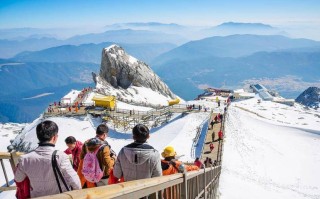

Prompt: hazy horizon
xmin=1 ymin=0 xmax=320 ymax=40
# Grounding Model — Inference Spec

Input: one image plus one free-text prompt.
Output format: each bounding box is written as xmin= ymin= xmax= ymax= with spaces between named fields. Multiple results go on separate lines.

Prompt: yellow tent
xmin=92 ymin=96 xmax=116 ymax=109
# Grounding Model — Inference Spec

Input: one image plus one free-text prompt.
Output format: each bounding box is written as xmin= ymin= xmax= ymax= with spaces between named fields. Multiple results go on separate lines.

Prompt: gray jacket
xmin=14 ymin=145 xmax=81 ymax=198
xmin=113 ymin=142 xmax=162 ymax=181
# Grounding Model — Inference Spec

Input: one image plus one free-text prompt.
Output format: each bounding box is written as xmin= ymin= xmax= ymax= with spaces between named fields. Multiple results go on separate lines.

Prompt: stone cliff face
xmin=296 ymin=87 xmax=320 ymax=109
xmin=94 ymin=44 xmax=176 ymax=98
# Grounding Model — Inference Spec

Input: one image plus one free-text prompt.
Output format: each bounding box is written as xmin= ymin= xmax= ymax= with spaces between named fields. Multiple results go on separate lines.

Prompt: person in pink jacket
xmin=64 ymin=136 xmax=83 ymax=171
xmin=14 ymin=120 xmax=81 ymax=198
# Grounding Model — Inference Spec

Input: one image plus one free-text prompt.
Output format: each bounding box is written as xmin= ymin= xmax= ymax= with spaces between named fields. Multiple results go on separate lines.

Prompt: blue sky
xmin=0 ymin=0 xmax=320 ymax=28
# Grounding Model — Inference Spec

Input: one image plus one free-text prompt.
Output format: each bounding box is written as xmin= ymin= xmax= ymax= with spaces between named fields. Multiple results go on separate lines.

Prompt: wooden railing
xmin=0 ymin=151 xmax=221 ymax=198
xmin=37 ymin=165 xmax=221 ymax=199
xmin=0 ymin=152 xmax=22 ymax=192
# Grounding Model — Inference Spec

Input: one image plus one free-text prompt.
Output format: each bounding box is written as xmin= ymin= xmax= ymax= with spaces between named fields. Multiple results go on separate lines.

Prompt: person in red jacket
xmin=194 ymin=157 xmax=203 ymax=169
xmin=209 ymin=142 xmax=214 ymax=152
xmin=218 ymin=130 xmax=223 ymax=141
xmin=64 ymin=136 xmax=83 ymax=171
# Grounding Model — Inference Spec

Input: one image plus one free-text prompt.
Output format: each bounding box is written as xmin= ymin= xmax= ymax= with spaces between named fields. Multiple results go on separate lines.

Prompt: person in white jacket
xmin=14 ymin=120 xmax=81 ymax=198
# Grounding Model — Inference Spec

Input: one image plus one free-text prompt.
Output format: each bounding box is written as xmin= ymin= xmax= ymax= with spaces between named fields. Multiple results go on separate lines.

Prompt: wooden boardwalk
xmin=200 ymin=113 xmax=223 ymax=164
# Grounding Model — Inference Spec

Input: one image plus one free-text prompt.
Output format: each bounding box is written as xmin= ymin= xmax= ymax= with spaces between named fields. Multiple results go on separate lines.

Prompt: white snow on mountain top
xmin=104 ymin=44 xmax=138 ymax=64
xmin=95 ymin=76 xmax=183 ymax=106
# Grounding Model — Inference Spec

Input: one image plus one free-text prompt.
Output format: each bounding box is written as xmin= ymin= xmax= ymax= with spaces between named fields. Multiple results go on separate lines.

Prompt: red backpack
xmin=15 ymin=176 xmax=30 ymax=199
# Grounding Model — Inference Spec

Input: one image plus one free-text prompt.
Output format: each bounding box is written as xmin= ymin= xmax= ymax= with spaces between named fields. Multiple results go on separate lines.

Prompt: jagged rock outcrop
xmin=93 ymin=45 xmax=176 ymax=98
xmin=296 ymin=87 xmax=320 ymax=109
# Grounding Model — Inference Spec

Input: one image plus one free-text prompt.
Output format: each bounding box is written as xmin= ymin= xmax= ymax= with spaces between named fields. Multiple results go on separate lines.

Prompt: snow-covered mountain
xmin=296 ymin=87 xmax=320 ymax=109
xmin=93 ymin=44 xmax=178 ymax=106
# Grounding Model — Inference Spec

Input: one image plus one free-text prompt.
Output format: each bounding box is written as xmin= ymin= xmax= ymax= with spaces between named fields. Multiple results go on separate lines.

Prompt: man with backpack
xmin=14 ymin=120 xmax=81 ymax=198
xmin=113 ymin=124 xmax=162 ymax=182
xmin=78 ymin=124 xmax=115 ymax=188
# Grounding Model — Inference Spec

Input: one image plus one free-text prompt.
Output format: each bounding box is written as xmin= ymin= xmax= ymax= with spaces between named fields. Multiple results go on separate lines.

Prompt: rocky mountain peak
xmin=94 ymin=45 xmax=176 ymax=98
xmin=295 ymin=87 xmax=320 ymax=109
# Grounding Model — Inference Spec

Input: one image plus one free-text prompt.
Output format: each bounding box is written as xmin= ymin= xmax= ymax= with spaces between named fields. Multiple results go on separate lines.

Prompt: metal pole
xmin=204 ymin=167 xmax=207 ymax=199
xmin=216 ymin=140 xmax=220 ymax=163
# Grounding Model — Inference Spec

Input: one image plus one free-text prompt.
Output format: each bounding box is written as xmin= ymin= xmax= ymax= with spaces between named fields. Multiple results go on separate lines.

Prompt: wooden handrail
xmin=35 ymin=166 xmax=221 ymax=199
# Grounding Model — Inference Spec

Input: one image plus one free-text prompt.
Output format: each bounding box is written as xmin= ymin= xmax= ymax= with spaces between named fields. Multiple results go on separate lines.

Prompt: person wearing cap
xmin=161 ymin=146 xmax=199 ymax=175
xmin=78 ymin=124 xmax=115 ymax=188
xmin=161 ymin=146 xmax=199 ymax=199
xmin=113 ymin=124 xmax=162 ymax=182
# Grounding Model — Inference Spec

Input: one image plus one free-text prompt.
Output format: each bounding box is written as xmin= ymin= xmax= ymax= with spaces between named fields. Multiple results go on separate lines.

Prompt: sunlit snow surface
xmin=219 ymin=99 xmax=320 ymax=199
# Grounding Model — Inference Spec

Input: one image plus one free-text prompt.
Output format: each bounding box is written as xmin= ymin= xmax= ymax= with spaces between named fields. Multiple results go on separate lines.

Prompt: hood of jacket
xmin=123 ymin=142 xmax=157 ymax=165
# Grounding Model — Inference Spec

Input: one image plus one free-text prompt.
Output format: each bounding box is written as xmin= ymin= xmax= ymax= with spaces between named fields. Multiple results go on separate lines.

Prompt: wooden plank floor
xmin=200 ymin=113 xmax=222 ymax=164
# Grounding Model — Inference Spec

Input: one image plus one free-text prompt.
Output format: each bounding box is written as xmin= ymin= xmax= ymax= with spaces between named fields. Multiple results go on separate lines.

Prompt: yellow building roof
xmin=92 ymin=96 xmax=116 ymax=102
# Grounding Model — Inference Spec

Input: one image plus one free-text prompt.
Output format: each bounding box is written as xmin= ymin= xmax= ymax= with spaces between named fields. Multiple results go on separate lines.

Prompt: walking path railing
xmin=37 ymin=165 xmax=221 ymax=199
xmin=0 ymin=152 xmax=21 ymax=192
xmin=0 ymin=151 xmax=221 ymax=198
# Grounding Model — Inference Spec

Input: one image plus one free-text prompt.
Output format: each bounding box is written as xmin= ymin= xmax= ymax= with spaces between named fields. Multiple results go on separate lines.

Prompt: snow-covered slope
xmin=219 ymin=99 xmax=320 ymax=199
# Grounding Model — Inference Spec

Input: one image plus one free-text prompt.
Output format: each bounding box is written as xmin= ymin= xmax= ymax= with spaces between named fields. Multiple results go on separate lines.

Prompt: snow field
xmin=219 ymin=102 xmax=320 ymax=199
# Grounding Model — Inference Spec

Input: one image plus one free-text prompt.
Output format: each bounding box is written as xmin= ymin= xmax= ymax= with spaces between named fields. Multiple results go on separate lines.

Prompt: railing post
xmin=204 ymin=167 xmax=207 ymax=199
xmin=181 ymin=172 xmax=188 ymax=199
xmin=0 ymin=159 xmax=9 ymax=187
xmin=10 ymin=152 xmax=20 ymax=171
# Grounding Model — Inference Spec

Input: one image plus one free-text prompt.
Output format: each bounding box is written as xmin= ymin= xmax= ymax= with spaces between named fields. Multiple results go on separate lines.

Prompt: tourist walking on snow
xmin=204 ymin=157 xmax=213 ymax=168
xmin=218 ymin=130 xmax=223 ymax=141
xmin=113 ymin=124 xmax=162 ymax=182
xmin=194 ymin=157 xmax=204 ymax=169
xmin=209 ymin=142 xmax=214 ymax=152
xmin=210 ymin=120 xmax=214 ymax=129
xmin=78 ymin=124 xmax=115 ymax=188
xmin=64 ymin=136 xmax=83 ymax=172
xmin=214 ymin=115 xmax=218 ymax=123
xmin=14 ymin=120 xmax=81 ymax=198
xmin=220 ymin=114 xmax=224 ymax=123
xmin=211 ymin=131 xmax=215 ymax=142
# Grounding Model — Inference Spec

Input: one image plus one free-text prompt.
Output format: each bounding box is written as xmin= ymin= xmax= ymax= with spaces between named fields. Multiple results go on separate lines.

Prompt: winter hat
xmin=162 ymin=146 xmax=177 ymax=158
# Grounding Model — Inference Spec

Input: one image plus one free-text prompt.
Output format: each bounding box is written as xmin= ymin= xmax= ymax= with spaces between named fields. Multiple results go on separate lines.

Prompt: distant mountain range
xmin=13 ymin=42 xmax=176 ymax=64
xmin=152 ymin=35 xmax=320 ymax=65
xmin=0 ymin=29 xmax=183 ymax=58
xmin=0 ymin=21 xmax=295 ymax=59
xmin=65 ymin=29 xmax=187 ymax=45
xmin=152 ymin=35 xmax=320 ymax=100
